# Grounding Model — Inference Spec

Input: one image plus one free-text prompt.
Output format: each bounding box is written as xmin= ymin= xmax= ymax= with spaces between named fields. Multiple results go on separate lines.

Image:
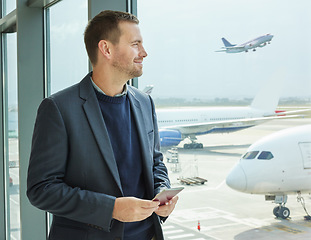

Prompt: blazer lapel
xmin=79 ymin=75 xmax=123 ymax=194
xmin=128 ymin=88 xmax=154 ymax=198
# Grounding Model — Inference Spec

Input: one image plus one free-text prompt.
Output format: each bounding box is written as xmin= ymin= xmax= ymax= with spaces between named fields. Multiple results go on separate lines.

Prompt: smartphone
xmin=152 ymin=187 xmax=184 ymax=205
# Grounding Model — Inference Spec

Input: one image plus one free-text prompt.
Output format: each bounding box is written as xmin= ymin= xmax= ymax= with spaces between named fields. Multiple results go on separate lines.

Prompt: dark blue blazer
xmin=27 ymin=73 xmax=170 ymax=240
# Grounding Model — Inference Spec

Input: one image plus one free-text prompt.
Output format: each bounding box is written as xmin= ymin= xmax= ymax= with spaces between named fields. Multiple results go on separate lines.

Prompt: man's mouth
xmin=134 ymin=58 xmax=143 ymax=64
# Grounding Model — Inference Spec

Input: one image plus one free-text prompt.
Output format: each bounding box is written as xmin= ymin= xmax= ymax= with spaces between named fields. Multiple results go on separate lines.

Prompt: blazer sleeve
xmin=149 ymin=96 xmax=171 ymax=194
xmin=27 ymin=97 xmax=115 ymax=232
xmin=148 ymin=96 xmax=171 ymax=224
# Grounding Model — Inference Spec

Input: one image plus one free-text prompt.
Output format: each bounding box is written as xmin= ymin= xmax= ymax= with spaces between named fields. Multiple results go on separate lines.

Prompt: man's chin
xmin=131 ymin=71 xmax=143 ymax=78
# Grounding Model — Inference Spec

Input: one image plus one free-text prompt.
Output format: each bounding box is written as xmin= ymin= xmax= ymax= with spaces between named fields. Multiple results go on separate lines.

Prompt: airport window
xmin=47 ymin=0 xmax=88 ymax=95
xmin=4 ymin=0 xmax=16 ymax=14
xmin=258 ymin=151 xmax=274 ymax=160
xmin=138 ymin=2 xmax=310 ymax=238
xmin=4 ymin=32 xmax=20 ymax=240
xmin=242 ymin=151 xmax=259 ymax=159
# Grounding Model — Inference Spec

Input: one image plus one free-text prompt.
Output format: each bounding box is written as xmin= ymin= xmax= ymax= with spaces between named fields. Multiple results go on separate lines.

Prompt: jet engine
xmin=159 ymin=129 xmax=182 ymax=147
xmin=245 ymin=43 xmax=253 ymax=49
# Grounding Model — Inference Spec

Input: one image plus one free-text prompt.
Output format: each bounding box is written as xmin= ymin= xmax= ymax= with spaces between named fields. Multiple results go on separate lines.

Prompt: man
xmin=27 ymin=10 xmax=177 ymax=240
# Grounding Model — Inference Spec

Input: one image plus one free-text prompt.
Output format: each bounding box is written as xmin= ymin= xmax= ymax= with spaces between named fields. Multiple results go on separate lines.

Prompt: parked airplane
xmin=156 ymin=77 xmax=309 ymax=148
xmin=226 ymin=124 xmax=311 ymax=219
xmin=216 ymin=34 xmax=274 ymax=53
xmin=142 ymin=85 xmax=154 ymax=95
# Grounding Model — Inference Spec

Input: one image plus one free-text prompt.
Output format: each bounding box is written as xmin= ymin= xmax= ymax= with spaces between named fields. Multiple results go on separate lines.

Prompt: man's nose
xmin=140 ymin=46 xmax=148 ymax=58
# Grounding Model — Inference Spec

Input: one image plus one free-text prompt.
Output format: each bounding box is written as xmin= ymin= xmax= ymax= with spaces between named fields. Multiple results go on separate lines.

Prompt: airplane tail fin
xmin=142 ymin=85 xmax=154 ymax=95
xmin=250 ymin=72 xmax=284 ymax=114
xmin=221 ymin=38 xmax=235 ymax=47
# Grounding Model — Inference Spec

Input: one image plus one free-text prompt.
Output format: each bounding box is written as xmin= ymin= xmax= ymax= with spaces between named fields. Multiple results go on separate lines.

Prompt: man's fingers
xmin=155 ymin=195 xmax=179 ymax=217
xmin=113 ymin=197 xmax=161 ymax=222
xmin=140 ymin=199 xmax=160 ymax=209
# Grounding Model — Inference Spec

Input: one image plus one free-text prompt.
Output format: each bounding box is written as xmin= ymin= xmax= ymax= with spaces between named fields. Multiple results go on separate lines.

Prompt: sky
xmin=137 ymin=0 xmax=311 ymax=101
xmin=5 ymin=0 xmax=311 ymax=107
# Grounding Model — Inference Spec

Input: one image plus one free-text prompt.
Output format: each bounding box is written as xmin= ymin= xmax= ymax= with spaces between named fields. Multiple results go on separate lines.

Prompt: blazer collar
xmin=79 ymin=73 xmax=123 ymax=194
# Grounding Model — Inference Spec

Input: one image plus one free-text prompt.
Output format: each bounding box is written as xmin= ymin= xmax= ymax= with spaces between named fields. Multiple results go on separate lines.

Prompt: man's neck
xmin=92 ymin=68 xmax=129 ymax=97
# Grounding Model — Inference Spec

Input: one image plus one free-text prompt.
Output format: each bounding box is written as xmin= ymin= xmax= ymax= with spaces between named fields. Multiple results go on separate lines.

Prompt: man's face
xmin=110 ymin=21 xmax=147 ymax=79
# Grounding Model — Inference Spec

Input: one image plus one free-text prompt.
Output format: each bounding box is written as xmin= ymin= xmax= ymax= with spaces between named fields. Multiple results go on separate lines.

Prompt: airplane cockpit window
xmin=242 ymin=151 xmax=259 ymax=159
xmin=258 ymin=151 xmax=274 ymax=160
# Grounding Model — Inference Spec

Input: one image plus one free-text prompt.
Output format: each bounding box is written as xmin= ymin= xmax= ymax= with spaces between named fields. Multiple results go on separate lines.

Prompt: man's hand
xmin=112 ymin=197 xmax=160 ymax=222
xmin=155 ymin=195 xmax=178 ymax=217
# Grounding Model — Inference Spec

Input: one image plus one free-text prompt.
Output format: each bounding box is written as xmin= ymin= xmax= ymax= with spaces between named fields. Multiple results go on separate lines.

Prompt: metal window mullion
xmin=0 ymin=6 xmax=5 ymax=240
xmin=0 ymin=40 xmax=5 ymax=240
xmin=0 ymin=9 xmax=16 ymax=33
xmin=129 ymin=0 xmax=138 ymax=88
xmin=0 ymin=31 xmax=10 ymax=240
xmin=17 ymin=0 xmax=47 ymax=239
xmin=44 ymin=8 xmax=51 ymax=98
xmin=27 ymin=0 xmax=62 ymax=8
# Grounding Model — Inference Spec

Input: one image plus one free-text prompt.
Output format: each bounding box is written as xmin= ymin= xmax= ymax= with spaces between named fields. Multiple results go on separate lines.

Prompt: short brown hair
xmin=84 ymin=10 xmax=139 ymax=65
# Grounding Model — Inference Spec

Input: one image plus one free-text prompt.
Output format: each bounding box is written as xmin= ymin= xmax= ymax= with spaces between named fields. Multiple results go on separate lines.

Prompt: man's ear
xmin=98 ymin=40 xmax=112 ymax=59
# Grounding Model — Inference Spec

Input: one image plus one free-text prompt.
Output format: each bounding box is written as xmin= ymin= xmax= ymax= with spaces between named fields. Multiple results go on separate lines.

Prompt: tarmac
xmin=8 ymin=118 xmax=311 ymax=240
xmin=162 ymin=118 xmax=311 ymax=240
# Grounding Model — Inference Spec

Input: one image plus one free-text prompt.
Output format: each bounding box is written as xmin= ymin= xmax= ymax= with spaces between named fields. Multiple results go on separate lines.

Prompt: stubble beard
xmin=112 ymin=59 xmax=143 ymax=80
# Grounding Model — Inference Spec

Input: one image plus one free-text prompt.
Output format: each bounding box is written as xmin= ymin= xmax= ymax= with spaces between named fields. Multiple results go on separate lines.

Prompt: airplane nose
xmin=226 ymin=164 xmax=247 ymax=192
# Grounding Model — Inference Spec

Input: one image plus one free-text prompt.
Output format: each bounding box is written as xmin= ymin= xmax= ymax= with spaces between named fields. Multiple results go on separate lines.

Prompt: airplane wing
xmin=161 ymin=114 xmax=304 ymax=136
xmin=215 ymin=46 xmax=246 ymax=53
xmin=274 ymin=108 xmax=311 ymax=116
xmin=215 ymin=49 xmax=227 ymax=52
xmin=226 ymin=46 xmax=245 ymax=51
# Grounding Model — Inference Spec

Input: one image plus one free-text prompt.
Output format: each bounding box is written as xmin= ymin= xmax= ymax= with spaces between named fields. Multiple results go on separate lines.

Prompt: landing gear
xmin=183 ymin=136 xmax=203 ymax=149
xmin=184 ymin=143 xmax=203 ymax=149
xmin=273 ymin=205 xmax=290 ymax=219
xmin=268 ymin=192 xmax=311 ymax=220
xmin=266 ymin=194 xmax=290 ymax=219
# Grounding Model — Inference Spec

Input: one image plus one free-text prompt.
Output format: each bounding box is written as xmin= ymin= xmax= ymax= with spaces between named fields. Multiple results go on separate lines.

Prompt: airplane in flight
xmin=216 ymin=34 xmax=274 ymax=53
xmin=156 ymin=77 xmax=309 ymax=149
xmin=226 ymin=124 xmax=311 ymax=219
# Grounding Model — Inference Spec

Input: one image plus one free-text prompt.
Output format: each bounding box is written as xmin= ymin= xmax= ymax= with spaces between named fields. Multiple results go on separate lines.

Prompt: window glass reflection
xmin=48 ymin=0 xmax=88 ymax=95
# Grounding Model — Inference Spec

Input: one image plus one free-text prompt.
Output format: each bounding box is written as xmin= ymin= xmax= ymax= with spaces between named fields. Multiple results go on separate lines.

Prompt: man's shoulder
xmin=127 ymin=85 xmax=149 ymax=101
xmin=48 ymin=82 xmax=80 ymax=104
xmin=127 ymin=85 xmax=156 ymax=114
xmin=49 ymin=73 xmax=92 ymax=102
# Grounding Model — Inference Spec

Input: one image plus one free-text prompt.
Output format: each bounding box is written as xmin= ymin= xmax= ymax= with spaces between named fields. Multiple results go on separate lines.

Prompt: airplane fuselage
xmin=235 ymin=34 xmax=273 ymax=52
xmin=226 ymin=124 xmax=311 ymax=195
xmin=153 ymin=72 xmax=307 ymax=148
xmin=157 ymin=106 xmax=270 ymax=135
